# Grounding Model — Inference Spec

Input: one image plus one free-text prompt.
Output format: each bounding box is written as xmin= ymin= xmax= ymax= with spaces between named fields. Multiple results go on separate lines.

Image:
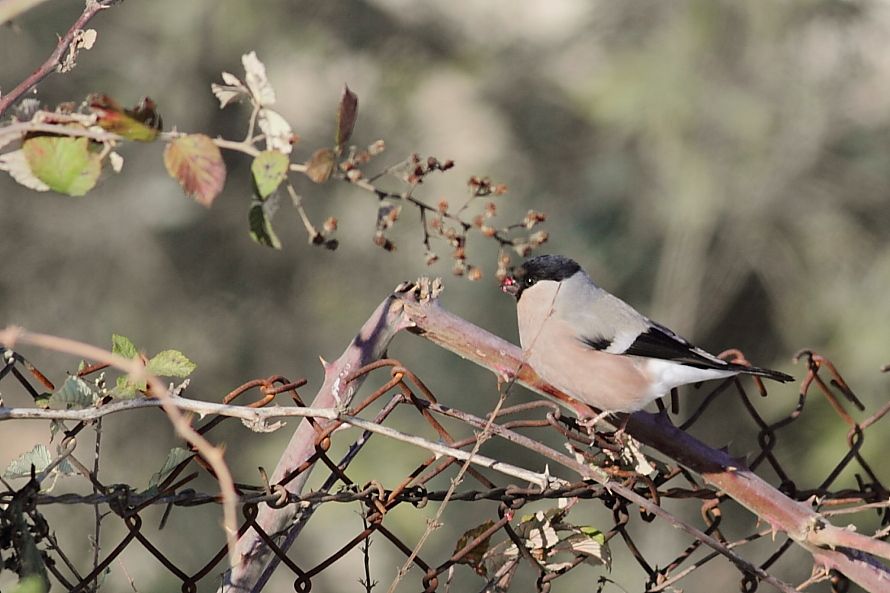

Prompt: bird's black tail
xmin=733 ymin=364 xmax=794 ymax=383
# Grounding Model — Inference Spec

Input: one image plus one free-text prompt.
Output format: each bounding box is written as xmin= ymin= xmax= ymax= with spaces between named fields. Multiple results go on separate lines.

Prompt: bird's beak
xmin=500 ymin=276 xmax=519 ymax=297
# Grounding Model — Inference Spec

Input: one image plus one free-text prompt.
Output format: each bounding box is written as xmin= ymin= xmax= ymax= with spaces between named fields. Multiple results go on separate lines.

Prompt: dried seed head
xmin=368 ymin=139 xmax=385 ymax=155
xmin=513 ymin=242 xmax=532 ymax=257
xmin=524 ymin=210 xmax=547 ymax=229
xmin=529 ymin=230 xmax=549 ymax=246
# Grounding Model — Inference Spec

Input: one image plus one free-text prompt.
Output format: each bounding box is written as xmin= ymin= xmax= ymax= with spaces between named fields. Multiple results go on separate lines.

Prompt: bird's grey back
xmin=553 ymin=272 xmax=650 ymax=345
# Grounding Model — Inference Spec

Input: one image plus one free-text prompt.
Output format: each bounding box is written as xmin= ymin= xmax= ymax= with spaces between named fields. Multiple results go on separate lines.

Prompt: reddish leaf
xmin=335 ymin=85 xmax=358 ymax=153
xmin=305 ymin=148 xmax=334 ymax=183
xmin=163 ymin=134 xmax=226 ymax=207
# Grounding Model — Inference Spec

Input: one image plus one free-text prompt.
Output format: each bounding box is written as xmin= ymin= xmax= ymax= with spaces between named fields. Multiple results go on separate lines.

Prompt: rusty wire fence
xmin=1 ymin=345 xmax=888 ymax=593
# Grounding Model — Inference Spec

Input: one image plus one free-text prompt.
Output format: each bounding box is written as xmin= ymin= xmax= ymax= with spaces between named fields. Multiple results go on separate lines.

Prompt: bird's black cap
xmin=501 ymin=255 xmax=582 ymax=298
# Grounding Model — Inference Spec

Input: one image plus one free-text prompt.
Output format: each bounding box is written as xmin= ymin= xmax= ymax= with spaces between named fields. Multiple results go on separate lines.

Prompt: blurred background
xmin=1 ymin=1 xmax=889 ymax=591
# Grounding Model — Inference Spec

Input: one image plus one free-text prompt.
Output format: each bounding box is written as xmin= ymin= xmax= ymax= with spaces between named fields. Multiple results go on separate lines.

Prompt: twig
xmin=285 ymin=182 xmax=320 ymax=241
xmin=91 ymin=417 xmax=102 ymax=592
xmin=0 ymin=0 xmax=116 ymax=116
xmin=386 ymin=387 xmax=510 ymax=593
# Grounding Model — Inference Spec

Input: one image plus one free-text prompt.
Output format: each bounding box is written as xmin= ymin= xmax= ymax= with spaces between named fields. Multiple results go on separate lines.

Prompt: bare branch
xmin=0 ymin=0 xmax=118 ymax=116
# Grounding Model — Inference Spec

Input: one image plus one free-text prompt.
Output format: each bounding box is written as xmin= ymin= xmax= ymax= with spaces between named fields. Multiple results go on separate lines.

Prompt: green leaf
xmin=114 ymin=375 xmax=143 ymax=398
xmin=148 ymin=447 xmax=193 ymax=488
xmin=163 ymin=134 xmax=226 ymax=207
xmin=248 ymin=199 xmax=282 ymax=249
xmin=147 ymin=350 xmax=196 ymax=378
xmin=22 ymin=136 xmax=101 ymax=196
xmin=49 ymin=376 xmax=95 ymax=409
xmin=335 ymin=85 xmax=359 ymax=152
xmin=111 ymin=333 xmax=138 ymax=359
xmin=10 ymin=575 xmax=49 ymax=593
xmin=251 ymin=150 xmax=289 ymax=198
xmin=4 ymin=445 xmax=52 ymax=478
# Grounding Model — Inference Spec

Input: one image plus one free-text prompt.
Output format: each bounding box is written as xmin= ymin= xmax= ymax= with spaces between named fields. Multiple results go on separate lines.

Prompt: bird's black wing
xmin=621 ymin=322 xmax=730 ymax=370
xmin=580 ymin=321 xmax=794 ymax=382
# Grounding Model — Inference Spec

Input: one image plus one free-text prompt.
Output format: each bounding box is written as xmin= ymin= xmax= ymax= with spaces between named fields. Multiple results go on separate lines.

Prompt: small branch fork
xmin=2 ymin=281 xmax=890 ymax=593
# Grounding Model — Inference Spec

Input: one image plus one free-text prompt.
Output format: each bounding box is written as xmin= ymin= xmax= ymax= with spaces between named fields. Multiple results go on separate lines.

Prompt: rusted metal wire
xmin=1 ymin=348 xmax=888 ymax=593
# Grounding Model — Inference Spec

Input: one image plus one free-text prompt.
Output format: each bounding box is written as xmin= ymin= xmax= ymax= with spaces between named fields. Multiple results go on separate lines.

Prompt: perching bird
xmin=501 ymin=255 xmax=793 ymax=412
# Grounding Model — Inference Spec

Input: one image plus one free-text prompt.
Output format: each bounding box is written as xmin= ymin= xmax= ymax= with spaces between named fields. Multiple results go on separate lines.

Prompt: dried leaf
xmin=59 ymin=27 xmax=96 ymax=73
xmin=0 ymin=149 xmax=50 ymax=192
xmin=22 ymin=136 xmax=101 ymax=196
xmin=251 ymin=150 xmax=289 ymax=198
xmin=163 ymin=134 xmax=226 ymax=207
xmin=258 ymin=108 xmax=293 ymax=154
xmin=211 ymin=71 xmax=249 ymax=108
xmin=335 ymin=85 xmax=358 ymax=152
xmin=80 ymin=29 xmax=97 ymax=49
xmin=242 ymin=51 xmax=276 ymax=106
xmin=305 ymin=148 xmax=334 ymax=183
xmin=89 ymin=94 xmax=162 ymax=142
xmin=108 ymin=151 xmax=124 ymax=173
xmin=376 ymin=203 xmax=401 ymax=231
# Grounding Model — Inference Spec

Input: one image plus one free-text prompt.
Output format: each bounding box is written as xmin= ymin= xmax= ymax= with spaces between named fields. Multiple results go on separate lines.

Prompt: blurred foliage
xmin=1 ymin=0 xmax=889 ymax=592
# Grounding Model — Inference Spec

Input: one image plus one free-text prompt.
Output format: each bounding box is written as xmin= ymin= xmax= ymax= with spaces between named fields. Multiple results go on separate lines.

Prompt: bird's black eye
xmin=523 ymin=276 xmax=536 ymax=287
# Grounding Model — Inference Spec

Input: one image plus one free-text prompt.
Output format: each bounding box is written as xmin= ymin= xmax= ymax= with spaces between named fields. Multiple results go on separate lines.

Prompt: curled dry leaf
xmin=242 ymin=51 xmax=276 ymax=106
xmin=335 ymin=85 xmax=358 ymax=152
xmin=108 ymin=151 xmax=124 ymax=173
xmin=89 ymin=94 xmax=162 ymax=142
xmin=305 ymin=148 xmax=334 ymax=183
xmin=0 ymin=149 xmax=50 ymax=192
xmin=163 ymin=134 xmax=226 ymax=207
xmin=211 ymin=71 xmax=249 ymax=108
xmin=258 ymin=109 xmax=293 ymax=155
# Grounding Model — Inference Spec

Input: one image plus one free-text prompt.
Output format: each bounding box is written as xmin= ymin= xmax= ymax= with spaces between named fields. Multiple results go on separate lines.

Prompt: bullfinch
xmin=501 ymin=255 xmax=792 ymax=413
